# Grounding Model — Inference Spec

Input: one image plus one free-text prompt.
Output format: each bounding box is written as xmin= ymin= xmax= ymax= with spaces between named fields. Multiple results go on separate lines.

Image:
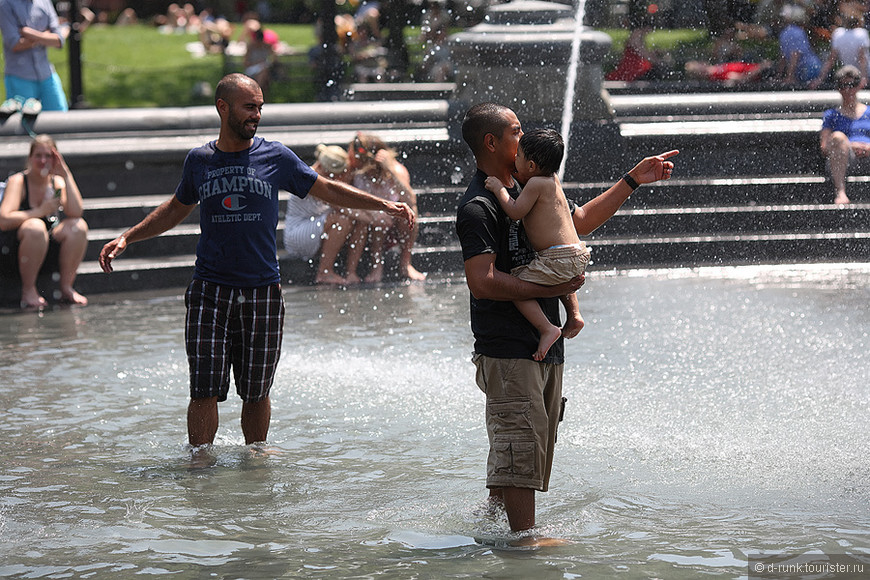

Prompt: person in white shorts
xmin=282 ymin=144 xmax=370 ymax=284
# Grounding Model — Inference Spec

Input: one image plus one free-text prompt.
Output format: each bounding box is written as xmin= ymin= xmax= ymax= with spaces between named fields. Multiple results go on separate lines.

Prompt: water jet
xmin=449 ymin=0 xmax=621 ymax=179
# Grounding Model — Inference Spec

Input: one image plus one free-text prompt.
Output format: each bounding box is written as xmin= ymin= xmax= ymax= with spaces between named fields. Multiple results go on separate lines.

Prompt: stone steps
xmin=67 ymin=228 xmax=870 ymax=297
xmin=69 ymin=173 xmax=870 ymax=253
xmin=4 ymin=189 xmax=868 ymax=304
xmin=409 ymin=232 xmax=870 ymax=273
xmin=18 ymin=180 xmax=869 ymax=296
xmin=3 ymin=94 xmax=870 ymax=307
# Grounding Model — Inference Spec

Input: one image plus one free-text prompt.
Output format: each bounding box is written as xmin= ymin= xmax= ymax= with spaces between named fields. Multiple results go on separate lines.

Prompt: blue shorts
xmin=4 ymin=72 xmax=69 ymax=112
xmin=184 ymin=279 xmax=285 ymax=403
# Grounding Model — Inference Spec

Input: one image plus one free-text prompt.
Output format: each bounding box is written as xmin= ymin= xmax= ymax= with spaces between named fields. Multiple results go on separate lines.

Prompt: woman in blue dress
xmin=820 ymin=65 xmax=870 ymax=204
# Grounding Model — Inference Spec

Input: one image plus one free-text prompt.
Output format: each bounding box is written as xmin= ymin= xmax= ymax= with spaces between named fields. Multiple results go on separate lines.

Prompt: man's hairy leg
xmin=241 ymin=397 xmax=271 ymax=444
xmin=501 ymin=487 xmax=535 ymax=532
xmin=188 ymin=396 xmax=219 ymax=446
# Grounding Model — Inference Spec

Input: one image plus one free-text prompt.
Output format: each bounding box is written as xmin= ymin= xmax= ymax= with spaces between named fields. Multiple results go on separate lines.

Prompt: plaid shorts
xmin=184 ymin=279 xmax=285 ymax=402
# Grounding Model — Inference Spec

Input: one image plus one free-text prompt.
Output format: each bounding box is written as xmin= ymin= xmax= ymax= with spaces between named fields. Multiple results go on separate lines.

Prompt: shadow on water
xmin=0 ymin=265 xmax=868 ymax=578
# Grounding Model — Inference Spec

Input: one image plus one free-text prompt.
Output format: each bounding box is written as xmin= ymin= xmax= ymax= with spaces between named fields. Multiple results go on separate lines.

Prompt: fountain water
xmin=559 ymin=0 xmax=589 ymax=180
xmin=449 ymin=0 xmax=621 ymax=180
xmin=1 ymin=265 xmax=869 ymax=577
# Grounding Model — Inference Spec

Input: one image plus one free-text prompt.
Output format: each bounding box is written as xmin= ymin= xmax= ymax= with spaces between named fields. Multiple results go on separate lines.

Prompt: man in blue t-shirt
xmin=99 ymin=74 xmax=414 ymax=448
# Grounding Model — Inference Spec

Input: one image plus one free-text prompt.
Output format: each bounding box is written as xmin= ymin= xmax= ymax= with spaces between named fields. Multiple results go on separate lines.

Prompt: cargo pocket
xmin=487 ymin=398 xmax=533 ymax=433
xmin=491 ymin=439 xmax=536 ymax=477
xmin=487 ymin=397 xmax=535 ymax=477
xmin=472 ymin=353 xmax=486 ymax=394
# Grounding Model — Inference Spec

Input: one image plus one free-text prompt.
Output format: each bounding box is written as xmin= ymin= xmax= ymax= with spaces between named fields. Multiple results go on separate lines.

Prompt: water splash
xmin=559 ymin=0 xmax=588 ymax=180
xmin=1 ymin=270 xmax=868 ymax=578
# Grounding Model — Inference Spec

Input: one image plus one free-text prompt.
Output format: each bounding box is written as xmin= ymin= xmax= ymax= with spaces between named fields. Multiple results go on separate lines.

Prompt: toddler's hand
xmin=484 ymin=176 xmax=504 ymax=193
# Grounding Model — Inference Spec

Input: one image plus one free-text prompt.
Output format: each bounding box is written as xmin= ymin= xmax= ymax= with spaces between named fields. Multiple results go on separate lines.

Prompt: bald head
xmin=214 ymin=73 xmax=264 ymax=149
xmin=215 ymin=73 xmax=261 ymax=107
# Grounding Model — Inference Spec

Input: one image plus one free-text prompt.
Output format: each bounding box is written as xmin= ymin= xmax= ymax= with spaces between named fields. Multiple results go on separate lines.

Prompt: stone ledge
xmin=0 ymin=100 xmax=449 ymax=138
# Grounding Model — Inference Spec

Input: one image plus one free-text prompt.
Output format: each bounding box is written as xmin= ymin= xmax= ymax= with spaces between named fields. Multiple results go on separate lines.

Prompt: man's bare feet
xmin=20 ymin=287 xmax=47 ymax=309
xmin=247 ymin=443 xmax=281 ymax=457
xmin=534 ymin=324 xmax=562 ymax=361
xmin=60 ymin=289 xmax=88 ymax=306
xmin=188 ymin=445 xmax=217 ymax=469
xmin=561 ymin=315 xmax=584 ymax=339
xmin=834 ymin=191 xmax=851 ymax=204
xmin=403 ymin=264 xmax=427 ymax=282
xmin=510 ymin=535 xmax=573 ymax=548
xmin=315 ymin=271 xmax=348 ymax=285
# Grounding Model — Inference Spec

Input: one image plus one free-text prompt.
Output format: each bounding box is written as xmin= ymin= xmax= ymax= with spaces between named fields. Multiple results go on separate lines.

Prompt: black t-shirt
xmin=455 ymin=169 xmax=575 ymax=364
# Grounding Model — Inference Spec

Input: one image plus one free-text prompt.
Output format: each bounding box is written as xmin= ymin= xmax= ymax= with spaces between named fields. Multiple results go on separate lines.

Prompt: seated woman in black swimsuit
xmin=0 ymin=135 xmax=89 ymax=308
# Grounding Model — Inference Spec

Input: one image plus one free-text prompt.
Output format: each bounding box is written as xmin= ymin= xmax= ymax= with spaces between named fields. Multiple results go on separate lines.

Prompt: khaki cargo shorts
xmin=473 ymin=354 xmax=565 ymax=492
xmin=511 ymin=242 xmax=591 ymax=286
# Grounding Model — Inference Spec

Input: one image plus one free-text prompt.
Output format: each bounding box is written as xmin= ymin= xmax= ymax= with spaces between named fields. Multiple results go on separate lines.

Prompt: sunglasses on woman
xmin=353 ymin=135 xmax=367 ymax=157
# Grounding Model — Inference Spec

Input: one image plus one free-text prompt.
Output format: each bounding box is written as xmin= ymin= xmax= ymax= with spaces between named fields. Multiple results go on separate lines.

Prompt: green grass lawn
xmin=1 ymin=23 xmax=319 ymax=108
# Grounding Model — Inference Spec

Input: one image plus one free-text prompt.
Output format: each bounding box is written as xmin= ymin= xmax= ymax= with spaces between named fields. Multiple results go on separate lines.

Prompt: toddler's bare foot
xmin=561 ymin=315 xmax=584 ymax=339
xmin=834 ymin=191 xmax=851 ymax=204
xmin=534 ymin=325 xmax=562 ymax=361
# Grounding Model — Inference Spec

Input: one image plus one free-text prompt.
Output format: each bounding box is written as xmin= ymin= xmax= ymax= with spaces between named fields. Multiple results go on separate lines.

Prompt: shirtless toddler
xmin=484 ymin=128 xmax=590 ymax=361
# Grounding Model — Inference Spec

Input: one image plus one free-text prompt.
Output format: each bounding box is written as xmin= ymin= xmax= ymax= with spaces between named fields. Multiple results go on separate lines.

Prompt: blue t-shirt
xmin=175 ymin=136 xmax=318 ymax=287
xmin=821 ymin=107 xmax=870 ymax=143
xmin=779 ymin=24 xmax=822 ymax=83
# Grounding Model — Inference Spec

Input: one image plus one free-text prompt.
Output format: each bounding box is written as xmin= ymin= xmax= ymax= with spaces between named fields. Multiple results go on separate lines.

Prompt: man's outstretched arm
xmin=99 ymin=195 xmax=195 ymax=273
xmin=574 ymin=150 xmax=678 ymax=236
xmin=308 ymin=175 xmax=415 ymax=230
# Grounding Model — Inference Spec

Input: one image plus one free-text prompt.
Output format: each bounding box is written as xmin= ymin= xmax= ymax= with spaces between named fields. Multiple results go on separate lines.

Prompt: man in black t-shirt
xmin=456 ymin=102 xmax=677 ymax=536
